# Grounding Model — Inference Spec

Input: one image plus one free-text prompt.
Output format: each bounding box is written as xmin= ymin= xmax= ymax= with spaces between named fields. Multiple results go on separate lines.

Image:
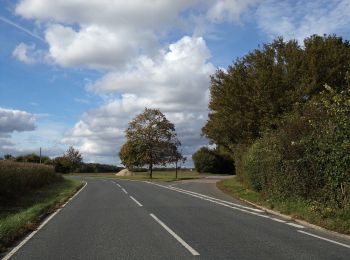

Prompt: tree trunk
xmin=175 ymin=161 xmax=178 ymax=179
xmin=149 ymin=164 xmax=153 ymax=179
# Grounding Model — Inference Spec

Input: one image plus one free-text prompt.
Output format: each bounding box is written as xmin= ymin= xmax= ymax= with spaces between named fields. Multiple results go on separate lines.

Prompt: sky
xmin=1 ymin=0 xmax=350 ymax=166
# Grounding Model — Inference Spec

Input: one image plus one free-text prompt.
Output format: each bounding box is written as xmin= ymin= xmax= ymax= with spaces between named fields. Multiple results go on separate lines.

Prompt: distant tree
xmin=192 ymin=147 xmax=234 ymax=174
xmin=53 ymin=156 xmax=71 ymax=173
xmin=4 ymin=154 xmax=14 ymax=160
xmin=15 ymin=153 xmax=51 ymax=164
xmin=192 ymin=147 xmax=216 ymax=173
xmin=54 ymin=147 xmax=82 ymax=173
xmin=119 ymin=108 xmax=182 ymax=178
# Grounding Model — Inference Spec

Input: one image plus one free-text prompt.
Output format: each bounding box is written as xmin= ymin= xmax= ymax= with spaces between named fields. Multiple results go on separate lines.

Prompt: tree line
xmin=201 ymin=34 xmax=350 ymax=210
xmin=1 ymin=147 xmax=121 ymax=174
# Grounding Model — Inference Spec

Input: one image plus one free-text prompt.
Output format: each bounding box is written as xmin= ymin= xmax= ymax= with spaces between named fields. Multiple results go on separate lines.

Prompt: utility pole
xmin=39 ymin=147 xmax=42 ymax=164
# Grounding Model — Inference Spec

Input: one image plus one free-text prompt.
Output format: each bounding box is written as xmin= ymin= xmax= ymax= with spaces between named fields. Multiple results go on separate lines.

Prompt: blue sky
xmin=1 ymin=0 xmax=350 ymax=166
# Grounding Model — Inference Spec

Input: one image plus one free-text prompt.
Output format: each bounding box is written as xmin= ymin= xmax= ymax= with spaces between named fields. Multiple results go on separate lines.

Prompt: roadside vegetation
xmin=0 ymin=161 xmax=62 ymax=203
xmin=0 ymin=161 xmax=83 ymax=252
xmin=192 ymin=147 xmax=234 ymax=174
xmin=202 ymin=34 xmax=350 ymax=234
xmin=1 ymin=147 xmax=121 ymax=174
xmin=218 ymin=178 xmax=350 ymax=234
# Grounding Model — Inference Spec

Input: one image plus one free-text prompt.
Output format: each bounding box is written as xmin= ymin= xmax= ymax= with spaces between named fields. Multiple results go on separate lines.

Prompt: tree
xmin=4 ymin=154 xmax=14 ymax=160
xmin=54 ymin=146 xmax=82 ymax=173
xmin=119 ymin=108 xmax=182 ymax=178
xmin=202 ymin=35 xmax=350 ymax=180
xmin=203 ymin=35 xmax=350 ymax=150
xmin=192 ymin=147 xmax=235 ymax=174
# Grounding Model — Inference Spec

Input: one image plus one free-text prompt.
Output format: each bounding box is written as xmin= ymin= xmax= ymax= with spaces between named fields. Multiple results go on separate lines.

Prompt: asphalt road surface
xmin=4 ymin=177 xmax=350 ymax=260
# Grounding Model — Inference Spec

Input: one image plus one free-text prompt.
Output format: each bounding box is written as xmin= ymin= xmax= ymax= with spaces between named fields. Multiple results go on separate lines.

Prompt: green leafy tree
xmin=119 ymin=108 xmax=182 ymax=178
xmin=54 ymin=146 xmax=82 ymax=173
xmin=192 ymin=147 xmax=234 ymax=174
xmin=203 ymin=35 xmax=350 ymax=150
xmin=192 ymin=147 xmax=217 ymax=173
xmin=202 ymin=35 xmax=350 ymax=181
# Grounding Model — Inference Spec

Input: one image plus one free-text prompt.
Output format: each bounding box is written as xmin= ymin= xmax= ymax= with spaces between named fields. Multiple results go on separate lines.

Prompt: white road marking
xmin=2 ymin=182 xmax=87 ymax=260
xmin=271 ymin=218 xmax=286 ymax=223
xmin=116 ymin=183 xmax=121 ymax=188
xmin=144 ymin=181 xmax=312 ymax=230
xmin=286 ymin=223 xmax=304 ymax=229
xmin=150 ymin=213 xmax=200 ymax=256
xmin=122 ymin=188 xmax=128 ymax=194
xmin=129 ymin=196 xmax=143 ymax=207
xmin=146 ymin=182 xmax=264 ymax=213
xmin=170 ymin=186 xmax=263 ymax=213
xmin=298 ymin=230 xmax=350 ymax=249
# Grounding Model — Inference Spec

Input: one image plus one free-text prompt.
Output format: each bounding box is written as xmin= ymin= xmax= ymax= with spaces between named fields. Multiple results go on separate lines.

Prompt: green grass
xmin=72 ymin=170 xmax=230 ymax=182
xmin=217 ymin=178 xmax=350 ymax=235
xmin=0 ymin=178 xmax=83 ymax=252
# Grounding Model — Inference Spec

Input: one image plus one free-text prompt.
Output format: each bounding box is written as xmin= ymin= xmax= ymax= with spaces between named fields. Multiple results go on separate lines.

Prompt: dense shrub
xmin=76 ymin=163 xmax=121 ymax=173
xmin=192 ymin=147 xmax=235 ymax=174
xmin=245 ymin=86 xmax=350 ymax=208
xmin=0 ymin=161 xmax=62 ymax=202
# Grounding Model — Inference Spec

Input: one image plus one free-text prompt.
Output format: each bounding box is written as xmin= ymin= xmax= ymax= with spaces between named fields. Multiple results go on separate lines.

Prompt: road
xmin=3 ymin=177 xmax=350 ymax=260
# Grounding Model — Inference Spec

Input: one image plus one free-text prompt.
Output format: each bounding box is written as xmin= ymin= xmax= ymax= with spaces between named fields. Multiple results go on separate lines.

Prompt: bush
xmin=192 ymin=147 xmax=235 ymax=174
xmin=0 ymin=161 xmax=62 ymax=203
xmin=244 ymin=86 xmax=350 ymax=208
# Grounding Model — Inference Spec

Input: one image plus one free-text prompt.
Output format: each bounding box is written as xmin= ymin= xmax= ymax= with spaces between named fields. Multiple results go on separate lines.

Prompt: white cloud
xmin=14 ymin=0 xmax=257 ymax=69
xmin=0 ymin=107 xmax=38 ymax=157
xmin=207 ymin=0 xmax=260 ymax=23
xmin=0 ymin=107 xmax=36 ymax=133
xmin=12 ymin=42 xmax=44 ymax=64
xmin=62 ymin=36 xmax=215 ymax=165
xmin=256 ymin=0 xmax=350 ymax=42
xmin=91 ymin=36 xmax=214 ymax=111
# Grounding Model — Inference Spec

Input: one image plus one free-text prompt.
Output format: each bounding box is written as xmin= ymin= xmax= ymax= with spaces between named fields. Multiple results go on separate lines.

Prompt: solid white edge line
xmin=171 ymin=186 xmax=264 ymax=213
xmin=129 ymin=196 xmax=143 ymax=207
xmin=286 ymin=223 xmax=304 ymax=229
xmin=149 ymin=213 xmax=200 ymax=256
xmin=2 ymin=181 xmax=87 ymax=260
xmin=147 ymin=181 xmax=263 ymax=213
xmin=271 ymin=218 xmax=286 ymax=223
xmin=298 ymin=230 xmax=350 ymax=249
xmin=122 ymin=188 xmax=128 ymax=194
xmin=144 ymin=182 xmax=313 ymax=230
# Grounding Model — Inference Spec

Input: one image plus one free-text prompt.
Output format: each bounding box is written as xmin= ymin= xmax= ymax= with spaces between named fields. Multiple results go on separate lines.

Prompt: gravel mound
xmin=115 ymin=169 xmax=135 ymax=176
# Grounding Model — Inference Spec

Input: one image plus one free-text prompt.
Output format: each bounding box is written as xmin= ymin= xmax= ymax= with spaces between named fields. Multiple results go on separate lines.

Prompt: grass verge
xmin=217 ymin=178 xmax=350 ymax=235
xmin=0 ymin=178 xmax=83 ymax=252
xmin=72 ymin=170 xmax=230 ymax=182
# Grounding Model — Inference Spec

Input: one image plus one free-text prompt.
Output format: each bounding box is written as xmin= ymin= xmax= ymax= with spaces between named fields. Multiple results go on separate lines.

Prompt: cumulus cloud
xmin=0 ymin=107 xmax=36 ymax=133
xmin=12 ymin=42 xmax=45 ymax=64
xmin=15 ymin=0 xmax=199 ymax=69
xmin=62 ymin=36 xmax=215 ymax=164
xmin=0 ymin=108 xmax=37 ymax=156
xmin=91 ymin=36 xmax=214 ymax=111
xmin=256 ymin=0 xmax=350 ymax=42
xmin=14 ymin=0 xmax=257 ymax=69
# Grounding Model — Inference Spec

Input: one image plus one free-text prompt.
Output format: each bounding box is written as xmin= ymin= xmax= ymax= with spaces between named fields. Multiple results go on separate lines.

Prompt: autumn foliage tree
xmin=119 ymin=108 xmax=182 ymax=178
